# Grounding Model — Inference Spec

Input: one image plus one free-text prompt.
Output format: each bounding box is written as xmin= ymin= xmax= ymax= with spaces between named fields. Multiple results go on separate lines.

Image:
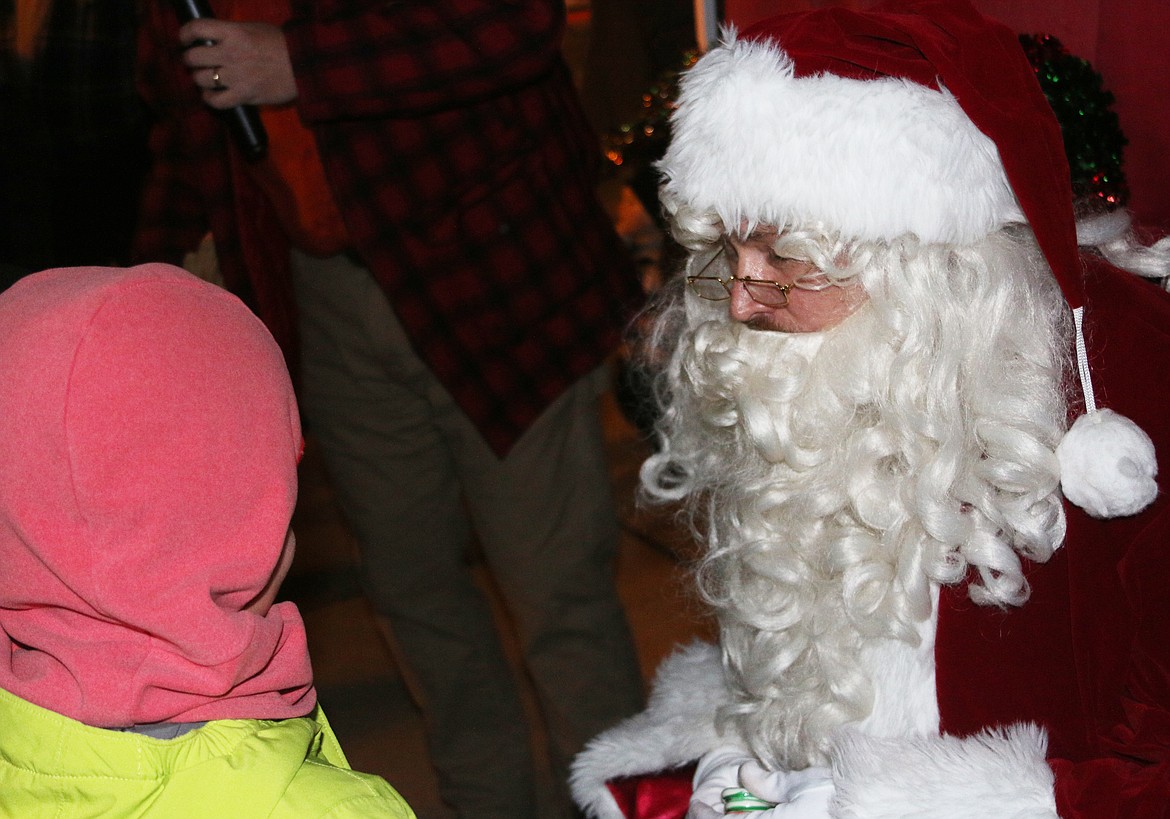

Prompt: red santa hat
xmin=658 ymin=0 xmax=1157 ymax=519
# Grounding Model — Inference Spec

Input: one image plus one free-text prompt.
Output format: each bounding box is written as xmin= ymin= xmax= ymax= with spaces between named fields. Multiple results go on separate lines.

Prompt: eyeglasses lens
xmin=688 ymin=277 xmax=731 ymax=300
xmin=743 ymin=281 xmax=789 ymax=307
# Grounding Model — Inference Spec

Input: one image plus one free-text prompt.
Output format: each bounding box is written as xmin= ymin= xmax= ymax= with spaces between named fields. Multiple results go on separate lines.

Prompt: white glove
xmin=688 ymin=749 xmax=835 ymax=819
xmin=688 ymin=804 xmax=724 ymax=819
xmin=687 ymin=745 xmax=756 ymax=818
xmin=739 ymin=761 xmax=834 ymax=818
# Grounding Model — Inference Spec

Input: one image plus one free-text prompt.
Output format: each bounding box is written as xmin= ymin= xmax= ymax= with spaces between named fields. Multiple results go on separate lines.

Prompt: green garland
xmin=1019 ymin=33 xmax=1129 ymax=208
xmin=605 ymin=36 xmax=1130 ymax=209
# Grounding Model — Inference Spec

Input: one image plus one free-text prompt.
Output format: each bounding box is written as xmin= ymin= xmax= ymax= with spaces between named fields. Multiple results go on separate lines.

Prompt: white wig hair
xmin=638 ymin=205 xmax=1073 ymax=770
xmin=1075 ymin=208 xmax=1170 ymax=289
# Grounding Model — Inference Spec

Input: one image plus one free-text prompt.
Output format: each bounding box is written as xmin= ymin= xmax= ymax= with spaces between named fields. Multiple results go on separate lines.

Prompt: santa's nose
xmin=727 ymin=253 xmax=777 ymax=322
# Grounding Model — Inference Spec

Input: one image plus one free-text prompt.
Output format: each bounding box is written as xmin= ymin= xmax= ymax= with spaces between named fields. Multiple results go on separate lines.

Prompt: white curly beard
xmin=640 ymin=233 xmax=1070 ymax=770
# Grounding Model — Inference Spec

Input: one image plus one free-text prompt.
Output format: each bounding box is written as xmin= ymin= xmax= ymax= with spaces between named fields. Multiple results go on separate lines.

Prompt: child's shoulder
xmin=267 ymin=705 xmax=416 ymax=819
xmin=276 ymin=756 xmax=417 ymax=819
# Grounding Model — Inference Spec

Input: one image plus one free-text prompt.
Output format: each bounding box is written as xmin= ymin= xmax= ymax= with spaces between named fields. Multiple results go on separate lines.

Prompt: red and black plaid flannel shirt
xmin=134 ymin=0 xmax=643 ymax=456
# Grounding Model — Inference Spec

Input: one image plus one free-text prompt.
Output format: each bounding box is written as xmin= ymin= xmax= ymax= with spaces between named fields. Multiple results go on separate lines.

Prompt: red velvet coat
xmin=133 ymin=1 xmax=642 ymax=456
xmin=936 ymin=258 xmax=1170 ymax=817
xmin=580 ymin=260 xmax=1170 ymax=818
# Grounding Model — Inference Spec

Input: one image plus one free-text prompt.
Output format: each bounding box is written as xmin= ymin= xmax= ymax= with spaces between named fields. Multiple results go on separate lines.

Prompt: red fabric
xmin=0 ymin=264 xmax=314 ymax=727
xmin=741 ymin=0 xmax=1082 ymax=311
xmin=1094 ymin=0 xmax=1170 ymax=235
xmin=244 ymin=103 xmax=350 ymax=257
xmin=132 ymin=0 xmax=643 ymax=456
xmin=936 ymin=258 xmax=1170 ymax=817
xmin=608 ymin=768 xmax=695 ymax=819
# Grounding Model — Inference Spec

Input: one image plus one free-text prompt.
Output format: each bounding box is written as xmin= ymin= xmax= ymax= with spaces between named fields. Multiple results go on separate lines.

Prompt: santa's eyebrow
xmin=724 ymin=229 xmax=781 ymax=247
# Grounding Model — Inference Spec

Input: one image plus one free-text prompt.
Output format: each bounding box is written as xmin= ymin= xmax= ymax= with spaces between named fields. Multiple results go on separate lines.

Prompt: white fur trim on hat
xmin=657 ymin=30 xmax=1024 ymax=243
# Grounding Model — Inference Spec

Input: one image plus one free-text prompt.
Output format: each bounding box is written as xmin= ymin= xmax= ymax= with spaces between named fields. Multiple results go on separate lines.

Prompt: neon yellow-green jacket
xmin=0 ymin=686 xmax=416 ymax=818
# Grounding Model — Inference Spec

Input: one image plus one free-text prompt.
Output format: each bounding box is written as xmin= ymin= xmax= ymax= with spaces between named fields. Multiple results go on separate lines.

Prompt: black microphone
xmin=170 ymin=0 xmax=268 ymax=161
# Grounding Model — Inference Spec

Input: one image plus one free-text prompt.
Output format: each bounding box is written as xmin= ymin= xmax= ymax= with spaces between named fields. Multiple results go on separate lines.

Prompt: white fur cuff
xmin=570 ymin=642 xmax=732 ymax=818
xmin=830 ymin=724 xmax=1058 ymax=818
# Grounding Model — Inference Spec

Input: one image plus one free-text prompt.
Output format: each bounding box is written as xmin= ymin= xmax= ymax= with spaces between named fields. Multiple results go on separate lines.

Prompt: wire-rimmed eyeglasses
xmin=686 ymin=247 xmax=829 ymax=308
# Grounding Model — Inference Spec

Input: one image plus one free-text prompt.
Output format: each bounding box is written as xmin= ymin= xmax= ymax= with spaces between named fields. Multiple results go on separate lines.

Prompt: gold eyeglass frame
xmin=685 ymin=247 xmax=796 ymax=308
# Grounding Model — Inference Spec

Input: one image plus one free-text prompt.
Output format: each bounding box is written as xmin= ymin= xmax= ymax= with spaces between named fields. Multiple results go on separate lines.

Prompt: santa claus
xmin=571 ymin=1 xmax=1170 ymax=817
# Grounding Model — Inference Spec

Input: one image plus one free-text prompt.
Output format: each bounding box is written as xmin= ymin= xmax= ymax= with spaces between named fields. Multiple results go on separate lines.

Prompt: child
xmin=0 ymin=263 xmax=415 ymax=818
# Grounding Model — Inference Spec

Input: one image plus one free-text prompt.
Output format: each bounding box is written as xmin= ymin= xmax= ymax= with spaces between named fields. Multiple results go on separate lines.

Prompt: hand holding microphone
xmin=170 ymin=0 xmax=297 ymax=160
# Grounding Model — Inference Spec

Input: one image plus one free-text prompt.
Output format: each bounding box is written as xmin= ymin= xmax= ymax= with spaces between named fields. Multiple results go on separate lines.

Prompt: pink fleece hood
xmin=0 ymin=264 xmax=315 ymax=726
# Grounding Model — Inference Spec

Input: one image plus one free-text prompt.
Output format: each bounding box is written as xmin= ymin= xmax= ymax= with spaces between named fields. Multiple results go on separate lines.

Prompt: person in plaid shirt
xmin=133 ymin=2 xmax=646 ymax=817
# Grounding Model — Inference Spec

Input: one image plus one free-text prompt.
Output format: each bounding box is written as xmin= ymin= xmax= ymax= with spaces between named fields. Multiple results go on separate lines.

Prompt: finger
xmin=201 ymin=86 xmax=242 ymax=109
xmin=179 ymin=24 xmax=224 ymax=70
xmin=198 ymin=67 xmax=247 ymax=108
xmin=183 ymin=44 xmax=218 ymax=71
xmin=178 ymin=19 xmax=231 ymax=49
xmin=200 ymin=67 xmax=227 ymax=92
xmin=780 ymin=766 xmax=832 ymax=796
xmin=738 ymin=761 xmax=788 ymax=803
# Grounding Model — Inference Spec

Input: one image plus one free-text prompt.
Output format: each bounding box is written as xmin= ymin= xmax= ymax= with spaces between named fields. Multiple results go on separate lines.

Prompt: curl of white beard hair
xmin=640 ymin=220 xmax=1072 ymax=771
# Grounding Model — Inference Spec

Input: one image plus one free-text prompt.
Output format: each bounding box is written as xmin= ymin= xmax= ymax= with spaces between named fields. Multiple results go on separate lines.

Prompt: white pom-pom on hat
xmin=1054 ymin=306 xmax=1158 ymax=520
xmin=1057 ymin=409 xmax=1158 ymax=519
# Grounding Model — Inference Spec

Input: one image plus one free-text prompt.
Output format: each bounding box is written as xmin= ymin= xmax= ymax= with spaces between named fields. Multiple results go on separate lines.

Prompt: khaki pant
xmin=291 ymin=250 xmax=644 ymax=818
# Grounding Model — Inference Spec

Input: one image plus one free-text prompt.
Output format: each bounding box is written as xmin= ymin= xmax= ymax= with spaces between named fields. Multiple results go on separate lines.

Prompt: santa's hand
xmin=736 ymin=761 xmax=834 ymax=818
xmin=688 ymin=745 xmax=757 ymax=817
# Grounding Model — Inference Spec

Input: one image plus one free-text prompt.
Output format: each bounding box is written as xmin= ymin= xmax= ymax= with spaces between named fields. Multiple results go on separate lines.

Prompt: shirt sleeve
xmin=131 ymin=2 xmax=217 ymax=265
